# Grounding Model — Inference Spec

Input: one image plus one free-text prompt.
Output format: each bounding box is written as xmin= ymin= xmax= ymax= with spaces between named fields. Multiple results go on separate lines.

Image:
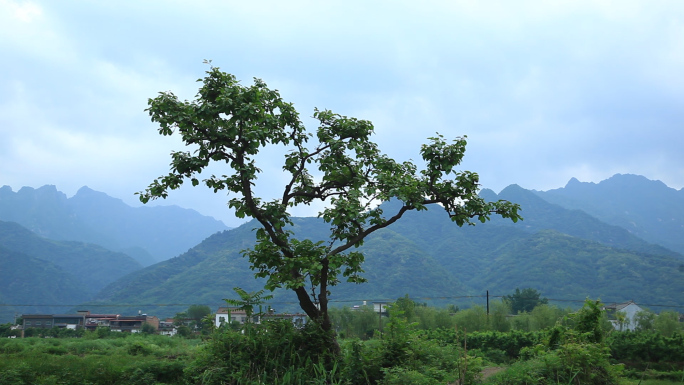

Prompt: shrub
xmin=185 ymin=319 xmax=338 ymax=384
xmin=488 ymin=299 xmax=624 ymax=385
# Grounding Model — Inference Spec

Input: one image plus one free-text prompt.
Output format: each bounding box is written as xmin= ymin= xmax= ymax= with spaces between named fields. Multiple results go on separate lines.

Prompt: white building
xmin=214 ymin=307 xmax=307 ymax=328
xmin=604 ymin=301 xmax=643 ymax=331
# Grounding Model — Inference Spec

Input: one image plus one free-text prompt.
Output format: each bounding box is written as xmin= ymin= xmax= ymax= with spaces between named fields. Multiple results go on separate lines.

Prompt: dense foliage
xmin=503 ymin=288 xmax=548 ymax=314
xmin=2 ymin=299 xmax=684 ymax=384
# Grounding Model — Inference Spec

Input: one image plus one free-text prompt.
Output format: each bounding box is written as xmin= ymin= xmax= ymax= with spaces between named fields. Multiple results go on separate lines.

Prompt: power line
xmin=3 ymin=294 xmax=684 ymax=310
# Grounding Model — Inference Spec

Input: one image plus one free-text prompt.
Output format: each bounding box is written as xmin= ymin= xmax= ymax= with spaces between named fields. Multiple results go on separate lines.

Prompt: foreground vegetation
xmin=1 ymin=299 xmax=683 ymax=384
xmin=0 ymin=332 xmax=199 ymax=385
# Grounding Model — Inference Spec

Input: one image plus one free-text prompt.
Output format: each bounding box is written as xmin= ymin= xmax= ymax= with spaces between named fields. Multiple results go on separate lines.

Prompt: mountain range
xmin=0 ymin=185 xmax=229 ymax=265
xmin=1 ymin=174 xmax=683 ymax=322
xmin=86 ymin=174 xmax=684 ymax=319
xmin=533 ymin=174 xmax=684 ymax=255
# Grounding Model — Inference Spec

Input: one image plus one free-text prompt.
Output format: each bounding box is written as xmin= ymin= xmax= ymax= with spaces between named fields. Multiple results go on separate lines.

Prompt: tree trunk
xmin=293 ymin=286 xmax=341 ymax=356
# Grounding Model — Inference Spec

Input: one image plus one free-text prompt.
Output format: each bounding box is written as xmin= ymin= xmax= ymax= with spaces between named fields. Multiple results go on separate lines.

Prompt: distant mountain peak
xmin=72 ymin=185 xmax=125 ymax=205
xmin=534 ymin=173 xmax=684 ymax=255
xmin=565 ymin=177 xmax=582 ymax=188
xmin=601 ymin=173 xmax=670 ymax=190
xmin=12 ymin=185 xmax=69 ymax=202
xmin=76 ymin=185 xmax=96 ymax=194
xmin=478 ymin=188 xmax=498 ymax=202
xmin=499 ymin=184 xmax=524 ymax=194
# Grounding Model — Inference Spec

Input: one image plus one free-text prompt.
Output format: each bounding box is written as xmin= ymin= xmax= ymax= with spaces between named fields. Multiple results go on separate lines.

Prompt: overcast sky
xmin=2 ymin=0 xmax=683 ymax=227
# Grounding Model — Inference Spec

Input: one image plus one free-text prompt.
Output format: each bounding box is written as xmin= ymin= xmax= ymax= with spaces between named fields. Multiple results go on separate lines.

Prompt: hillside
xmin=0 ymin=185 xmax=229 ymax=264
xmin=0 ymin=245 xmax=90 ymax=323
xmin=88 ymin=217 xmax=465 ymax=318
xmin=488 ymin=184 xmax=681 ymax=257
xmin=474 ymin=229 xmax=684 ymax=305
xmin=6 ymin=173 xmax=683 ymax=320
xmin=0 ymin=220 xmax=143 ymax=293
xmin=533 ymin=174 xmax=684 ymax=255
xmin=88 ymin=192 xmax=684 ymax=318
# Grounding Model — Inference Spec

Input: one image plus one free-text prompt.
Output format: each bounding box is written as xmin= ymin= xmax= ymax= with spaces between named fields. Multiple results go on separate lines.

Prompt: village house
xmin=84 ymin=314 xmax=120 ymax=331
xmin=109 ymin=315 xmax=159 ymax=333
xmin=262 ymin=312 xmax=308 ymax=327
xmin=158 ymin=321 xmax=177 ymax=336
xmin=214 ymin=307 xmax=258 ymax=327
xmin=604 ymin=300 xmax=643 ymax=331
xmin=214 ymin=307 xmax=308 ymax=328
xmin=21 ymin=311 xmax=159 ymax=334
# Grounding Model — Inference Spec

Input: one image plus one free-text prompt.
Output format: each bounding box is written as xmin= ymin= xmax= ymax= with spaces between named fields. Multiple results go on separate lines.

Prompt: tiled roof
xmin=604 ymin=301 xmax=637 ymax=311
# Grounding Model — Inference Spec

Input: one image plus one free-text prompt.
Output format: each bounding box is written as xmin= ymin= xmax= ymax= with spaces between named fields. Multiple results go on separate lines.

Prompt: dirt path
xmin=449 ymin=367 xmax=506 ymax=384
xmin=481 ymin=367 xmax=505 ymax=380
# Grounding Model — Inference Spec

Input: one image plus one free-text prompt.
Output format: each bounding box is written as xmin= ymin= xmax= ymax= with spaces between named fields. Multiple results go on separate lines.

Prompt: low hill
xmin=0 ymin=220 xmax=143 ymax=293
xmin=0 ymin=245 xmax=90 ymax=323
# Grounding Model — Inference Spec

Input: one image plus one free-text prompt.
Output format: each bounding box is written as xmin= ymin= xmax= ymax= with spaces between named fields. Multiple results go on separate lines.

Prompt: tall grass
xmin=0 ymin=334 xmax=200 ymax=385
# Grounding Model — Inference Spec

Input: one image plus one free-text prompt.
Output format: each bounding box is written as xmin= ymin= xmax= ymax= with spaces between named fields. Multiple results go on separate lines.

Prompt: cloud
xmin=1 ymin=0 xmax=683 ymax=226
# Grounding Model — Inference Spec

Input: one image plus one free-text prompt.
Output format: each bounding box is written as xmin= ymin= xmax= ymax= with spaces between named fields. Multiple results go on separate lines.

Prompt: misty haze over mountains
xmin=0 ymin=184 xmax=229 ymax=266
xmin=0 ymin=173 xmax=682 ymax=322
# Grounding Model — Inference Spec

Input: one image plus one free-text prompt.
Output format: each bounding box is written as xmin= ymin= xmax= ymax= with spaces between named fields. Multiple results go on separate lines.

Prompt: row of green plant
xmin=328 ymin=300 xmax=574 ymax=338
xmin=329 ymin=296 xmax=682 ymax=338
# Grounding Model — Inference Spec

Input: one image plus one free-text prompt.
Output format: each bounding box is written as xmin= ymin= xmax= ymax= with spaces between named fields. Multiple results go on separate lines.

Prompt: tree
xmin=503 ymin=288 xmax=548 ymax=314
xmin=141 ymin=322 xmax=157 ymax=335
xmin=223 ymin=287 xmax=273 ymax=326
xmin=489 ymin=300 xmax=512 ymax=332
xmin=140 ymin=66 xmax=521 ymax=351
xmin=633 ymin=310 xmax=655 ymax=331
xmin=654 ymin=310 xmax=681 ymax=337
xmin=393 ymin=295 xmax=416 ymax=321
xmin=186 ymin=304 xmax=212 ymax=330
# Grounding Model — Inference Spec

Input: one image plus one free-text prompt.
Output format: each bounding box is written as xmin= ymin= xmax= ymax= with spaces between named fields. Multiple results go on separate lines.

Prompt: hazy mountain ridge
xmin=491 ymin=183 xmax=682 ymax=258
xmin=533 ymin=174 xmax=684 ymax=255
xmin=85 ymin=175 xmax=684 ymax=319
xmin=0 ymin=185 xmax=230 ymax=264
xmin=3 ymin=174 xmax=684 ymax=322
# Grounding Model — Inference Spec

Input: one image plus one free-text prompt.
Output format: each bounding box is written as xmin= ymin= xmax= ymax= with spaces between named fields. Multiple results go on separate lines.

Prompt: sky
xmin=1 ymin=0 xmax=683 ymax=227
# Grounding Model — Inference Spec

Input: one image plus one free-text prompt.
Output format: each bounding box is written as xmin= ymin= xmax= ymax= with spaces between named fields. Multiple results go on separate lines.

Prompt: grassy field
xmin=2 ymin=320 xmax=683 ymax=385
xmin=0 ymin=334 xmax=200 ymax=385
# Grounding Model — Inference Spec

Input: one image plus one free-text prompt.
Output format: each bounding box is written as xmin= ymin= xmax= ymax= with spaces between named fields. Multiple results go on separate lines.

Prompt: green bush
xmin=380 ymin=367 xmax=441 ymax=385
xmin=487 ymin=300 xmax=624 ymax=385
xmin=1 ymin=341 xmax=26 ymax=354
xmin=606 ymin=330 xmax=684 ymax=371
xmin=185 ymin=319 xmax=338 ymax=385
xmin=126 ymin=341 xmax=152 ymax=356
